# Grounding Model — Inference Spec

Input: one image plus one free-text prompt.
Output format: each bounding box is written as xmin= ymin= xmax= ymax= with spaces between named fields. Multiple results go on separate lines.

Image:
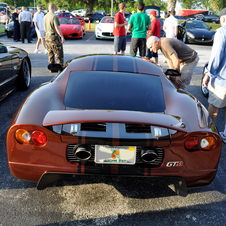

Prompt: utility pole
xmin=111 ymin=0 xmax=113 ymax=16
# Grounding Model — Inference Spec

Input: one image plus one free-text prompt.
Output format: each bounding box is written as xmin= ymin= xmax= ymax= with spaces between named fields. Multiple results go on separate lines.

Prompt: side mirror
xmin=165 ymin=69 xmax=181 ymax=76
xmin=0 ymin=46 xmax=7 ymax=53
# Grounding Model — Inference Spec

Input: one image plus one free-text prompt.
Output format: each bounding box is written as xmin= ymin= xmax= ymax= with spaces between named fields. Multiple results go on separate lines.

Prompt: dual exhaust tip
xmin=74 ymin=145 xmax=158 ymax=163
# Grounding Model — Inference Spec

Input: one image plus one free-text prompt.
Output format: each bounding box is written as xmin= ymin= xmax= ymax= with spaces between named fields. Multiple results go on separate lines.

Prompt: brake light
xmin=31 ymin=131 xmax=47 ymax=145
xmin=15 ymin=129 xmax=31 ymax=144
xmin=184 ymin=136 xmax=199 ymax=150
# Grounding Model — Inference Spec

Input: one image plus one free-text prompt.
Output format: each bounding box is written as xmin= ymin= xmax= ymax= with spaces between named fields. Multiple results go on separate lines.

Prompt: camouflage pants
xmin=45 ymin=34 xmax=64 ymax=66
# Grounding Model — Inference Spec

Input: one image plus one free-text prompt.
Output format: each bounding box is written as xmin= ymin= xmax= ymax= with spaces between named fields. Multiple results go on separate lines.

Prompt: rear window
xmin=64 ymin=71 xmax=165 ymax=113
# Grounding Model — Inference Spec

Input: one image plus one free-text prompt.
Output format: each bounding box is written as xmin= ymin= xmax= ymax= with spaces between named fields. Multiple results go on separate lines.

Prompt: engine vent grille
xmin=125 ymin=124 xmax=151 ymax=133
xmin=67 ymin=144 xmax=164 ymax=167
xmin=80 ymin=123 xmax=107 ymax=132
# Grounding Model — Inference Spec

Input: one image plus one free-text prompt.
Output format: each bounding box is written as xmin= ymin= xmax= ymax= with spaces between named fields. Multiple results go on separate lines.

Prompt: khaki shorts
xmin=208 ymin=83 xmax=226 ymax=108
xmin=36 ymin=29 xmax=45 ymax=39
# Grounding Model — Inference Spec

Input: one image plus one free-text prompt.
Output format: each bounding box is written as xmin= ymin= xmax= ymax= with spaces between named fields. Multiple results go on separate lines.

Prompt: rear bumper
xmin=9 ymin=161 xmax=217 ymax=196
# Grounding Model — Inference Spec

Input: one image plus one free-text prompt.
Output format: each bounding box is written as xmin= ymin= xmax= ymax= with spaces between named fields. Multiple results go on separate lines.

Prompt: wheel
xmin=201 ymin=72 xmax=209 ymax=98
xmin=17 ymin=58 xmax=31 ymax=90
xmin=6 ymin=31 xmax=12 ymax=38
xmin=183 ymin=33 xmax=188 ymax=43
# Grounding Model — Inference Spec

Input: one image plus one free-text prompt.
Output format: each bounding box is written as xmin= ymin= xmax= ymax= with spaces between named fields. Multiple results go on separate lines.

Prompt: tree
xmin=71 ymin=0 xmax=97 ymax=12
xmin=167 ymin=0 xmax=177 ymax=12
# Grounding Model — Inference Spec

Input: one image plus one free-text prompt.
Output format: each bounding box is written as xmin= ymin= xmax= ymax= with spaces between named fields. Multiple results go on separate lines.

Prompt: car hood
xmin=186 ymin=28 xmax=215 ymax=37
xmin=60 ymin=24 xmax=81 ymax=32
xmin=96 ymin=23 xmax=114 ymax=31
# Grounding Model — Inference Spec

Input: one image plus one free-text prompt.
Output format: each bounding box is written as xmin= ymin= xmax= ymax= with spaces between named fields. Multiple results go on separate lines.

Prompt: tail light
xmin=184 ymin=137 xmax=199 ymax=150
xmin=15 ymin=129 xmax=47 ymax=145
xmin=32 ymin=131 xmax=47 ymax=145
xmin=185 ymin=136 xmax=216 ymax=151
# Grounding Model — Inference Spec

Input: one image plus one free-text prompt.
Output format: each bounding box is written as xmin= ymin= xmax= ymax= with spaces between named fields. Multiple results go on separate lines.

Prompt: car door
xmin=0 ymin=44 xmax=17 ymax=96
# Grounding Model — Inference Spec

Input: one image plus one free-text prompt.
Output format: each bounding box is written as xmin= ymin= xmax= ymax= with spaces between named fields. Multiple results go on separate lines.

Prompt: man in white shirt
xmin=33 ymin=5 xmax=48 ymax=54
xmin=162 ymin=10 xmax=178 ymax=62
xmin=163 ymin=10 xmax=178 ymax=39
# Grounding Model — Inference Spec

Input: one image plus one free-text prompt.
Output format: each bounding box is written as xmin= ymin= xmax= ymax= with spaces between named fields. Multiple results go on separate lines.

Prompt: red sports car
xmin=7 ymin=55 xmax=221 ymax=196
xmin=59 ymin=18 xmax=84 ymax=39
xmin=56 ymin=12 xmax=86 ymax=35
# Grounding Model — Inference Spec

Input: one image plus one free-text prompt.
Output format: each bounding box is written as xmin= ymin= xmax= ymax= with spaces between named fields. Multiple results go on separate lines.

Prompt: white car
xmin=95 ymin=16 xmax=127 ymax=40
xmin=95 ymin=16 xmax=114 ymax=39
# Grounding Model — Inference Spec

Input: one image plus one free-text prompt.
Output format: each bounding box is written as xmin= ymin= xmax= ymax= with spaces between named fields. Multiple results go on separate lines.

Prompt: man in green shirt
xmin=127 ymin=2 xmax=151 ymax=57
xmin=44 ymin=3 xmax=65 ymax=67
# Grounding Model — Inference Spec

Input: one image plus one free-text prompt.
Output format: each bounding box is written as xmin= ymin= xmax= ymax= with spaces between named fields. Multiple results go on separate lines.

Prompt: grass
xmin=0 ymin=26 xmax=5 ymax=33
xmin=0 ymin=21 xmax=220 ymax=35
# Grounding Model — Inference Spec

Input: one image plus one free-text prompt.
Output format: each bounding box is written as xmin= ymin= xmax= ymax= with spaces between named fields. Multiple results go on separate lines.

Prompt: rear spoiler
xmin=43 ymin=110 xmax=187 ymax=132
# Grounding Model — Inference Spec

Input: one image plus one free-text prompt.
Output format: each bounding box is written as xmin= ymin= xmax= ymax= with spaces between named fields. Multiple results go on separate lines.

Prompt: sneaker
xmin=219 ymin=132 xmax=226 ymax=143
xmin=34 ymin=49 xmax=42 ymax=54
xmin=45 ymin=49 xmax=48 ymax=54
xmin=163 ymin=59 xmax=167 ymax=63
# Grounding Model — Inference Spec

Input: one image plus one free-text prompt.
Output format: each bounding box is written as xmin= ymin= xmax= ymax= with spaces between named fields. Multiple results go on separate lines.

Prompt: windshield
xmin=101 ymin=17 xmax=114 ymax=23
xmin=186 ymin=21 xmax=209 ymax=29
xmin=64 ymin=71 xmax=166 ymax=113
xmin=59 ymin=18 xmax=80 ymax=25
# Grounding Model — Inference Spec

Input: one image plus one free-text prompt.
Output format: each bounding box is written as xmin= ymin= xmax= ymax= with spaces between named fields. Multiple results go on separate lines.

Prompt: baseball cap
xmin=150 ymin=10 xmax=157 ymax=16
xmin=37 ymin=5 xmax=42 ymax=9
xmin=220 ymin=7 xmax=226 ymax=17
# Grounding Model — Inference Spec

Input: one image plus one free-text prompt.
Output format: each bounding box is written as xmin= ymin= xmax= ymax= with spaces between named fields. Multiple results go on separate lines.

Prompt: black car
xmin=84 ymin=13 xmax=104 ymax=23
xmin=177 ymin=20 xmax=215 ymax=45
xmin=0 ymin=42 xmax=31 ymax=101
xmin=159 ymin=18 xmax=166 ymax=37
xmin=5 ymin=21 xmax=14 ymax=38
xmin=202 ymin=15 xmax=220 ymax=24
xmin=5 ymin=21 xmax=36 ymax=39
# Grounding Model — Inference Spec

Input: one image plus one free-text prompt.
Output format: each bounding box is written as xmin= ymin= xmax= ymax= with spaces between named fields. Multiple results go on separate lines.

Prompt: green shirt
xmin=129 ymin=12 xmax=151 ymax=39
xmin=44 ymin=12 xmax=60 ymax=35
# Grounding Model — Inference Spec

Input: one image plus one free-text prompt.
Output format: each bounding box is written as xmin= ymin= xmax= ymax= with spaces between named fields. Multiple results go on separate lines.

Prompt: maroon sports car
xmin=7 ymin=54 xmax=221 ymax=196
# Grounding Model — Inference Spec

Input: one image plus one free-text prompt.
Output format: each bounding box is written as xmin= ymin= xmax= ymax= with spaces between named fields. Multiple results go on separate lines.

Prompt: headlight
xmin=97 ymin=27 xmax=101 ymax=31
xmin=75 ymin=27 xmax=80 ymax=30
xmin=186 ymin=32 xmax=195 ymax=39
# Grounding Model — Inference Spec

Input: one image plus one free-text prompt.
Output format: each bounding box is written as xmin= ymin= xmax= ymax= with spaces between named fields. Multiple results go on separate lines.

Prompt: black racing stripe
xmin=95 ymin=56 xmax=114 ymax=71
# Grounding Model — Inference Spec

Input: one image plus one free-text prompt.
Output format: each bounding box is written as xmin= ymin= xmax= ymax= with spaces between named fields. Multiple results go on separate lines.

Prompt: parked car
xmin=5 ymin=21 xmax=37 ymax=38
xmin=95 ymin=16 xmax=115 ymax=39
xmin=94 ymin=10 xmax=108 ymax=16
xmin=7 ymin=54 xmax=221 ymax=196
xmin=76 ymin=9 xmax=87 ymax=17
xmin=59 ymin=17 xmax=84 ymax=39
xmin=0 ymin=7 xmax=8 ymax=24
xmin=0 ymin=42 xmax=31 ymax=101
xmin=84 ymin=13 xmax=104 ymax=23
xmin=159 ymin=18 xmax=166 ymax=37
xmin=56 ymin=12 xmax=86 ymax=34
xmin=174 ymin=15 xmax=186 ymax=20
xmin=55 ymin=12 xmax=74 ymax=18
xmin=177 ymin=20 xmax=215 ymax=45
xmin=202 ymin=15 xmax=220 ymax=24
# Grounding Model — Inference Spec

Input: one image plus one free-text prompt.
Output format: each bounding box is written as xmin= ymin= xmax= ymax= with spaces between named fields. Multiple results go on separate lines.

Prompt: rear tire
xmin=17 ymin=58 xmax=31 ymax=90
xmin=6 ymin=31 xmax=12 ymax=38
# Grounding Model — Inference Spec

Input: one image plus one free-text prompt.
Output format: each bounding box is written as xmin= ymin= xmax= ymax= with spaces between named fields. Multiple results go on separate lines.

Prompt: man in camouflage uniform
xmin=44 ymin=3 xmax=65 ymax=66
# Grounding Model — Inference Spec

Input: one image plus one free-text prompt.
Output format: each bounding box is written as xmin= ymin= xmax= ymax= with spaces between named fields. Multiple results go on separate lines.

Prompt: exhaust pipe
xmin=141 ymin=149 xmax=158 ymax=163
xmin=74 ymin=145 xmax=91 ymax=160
